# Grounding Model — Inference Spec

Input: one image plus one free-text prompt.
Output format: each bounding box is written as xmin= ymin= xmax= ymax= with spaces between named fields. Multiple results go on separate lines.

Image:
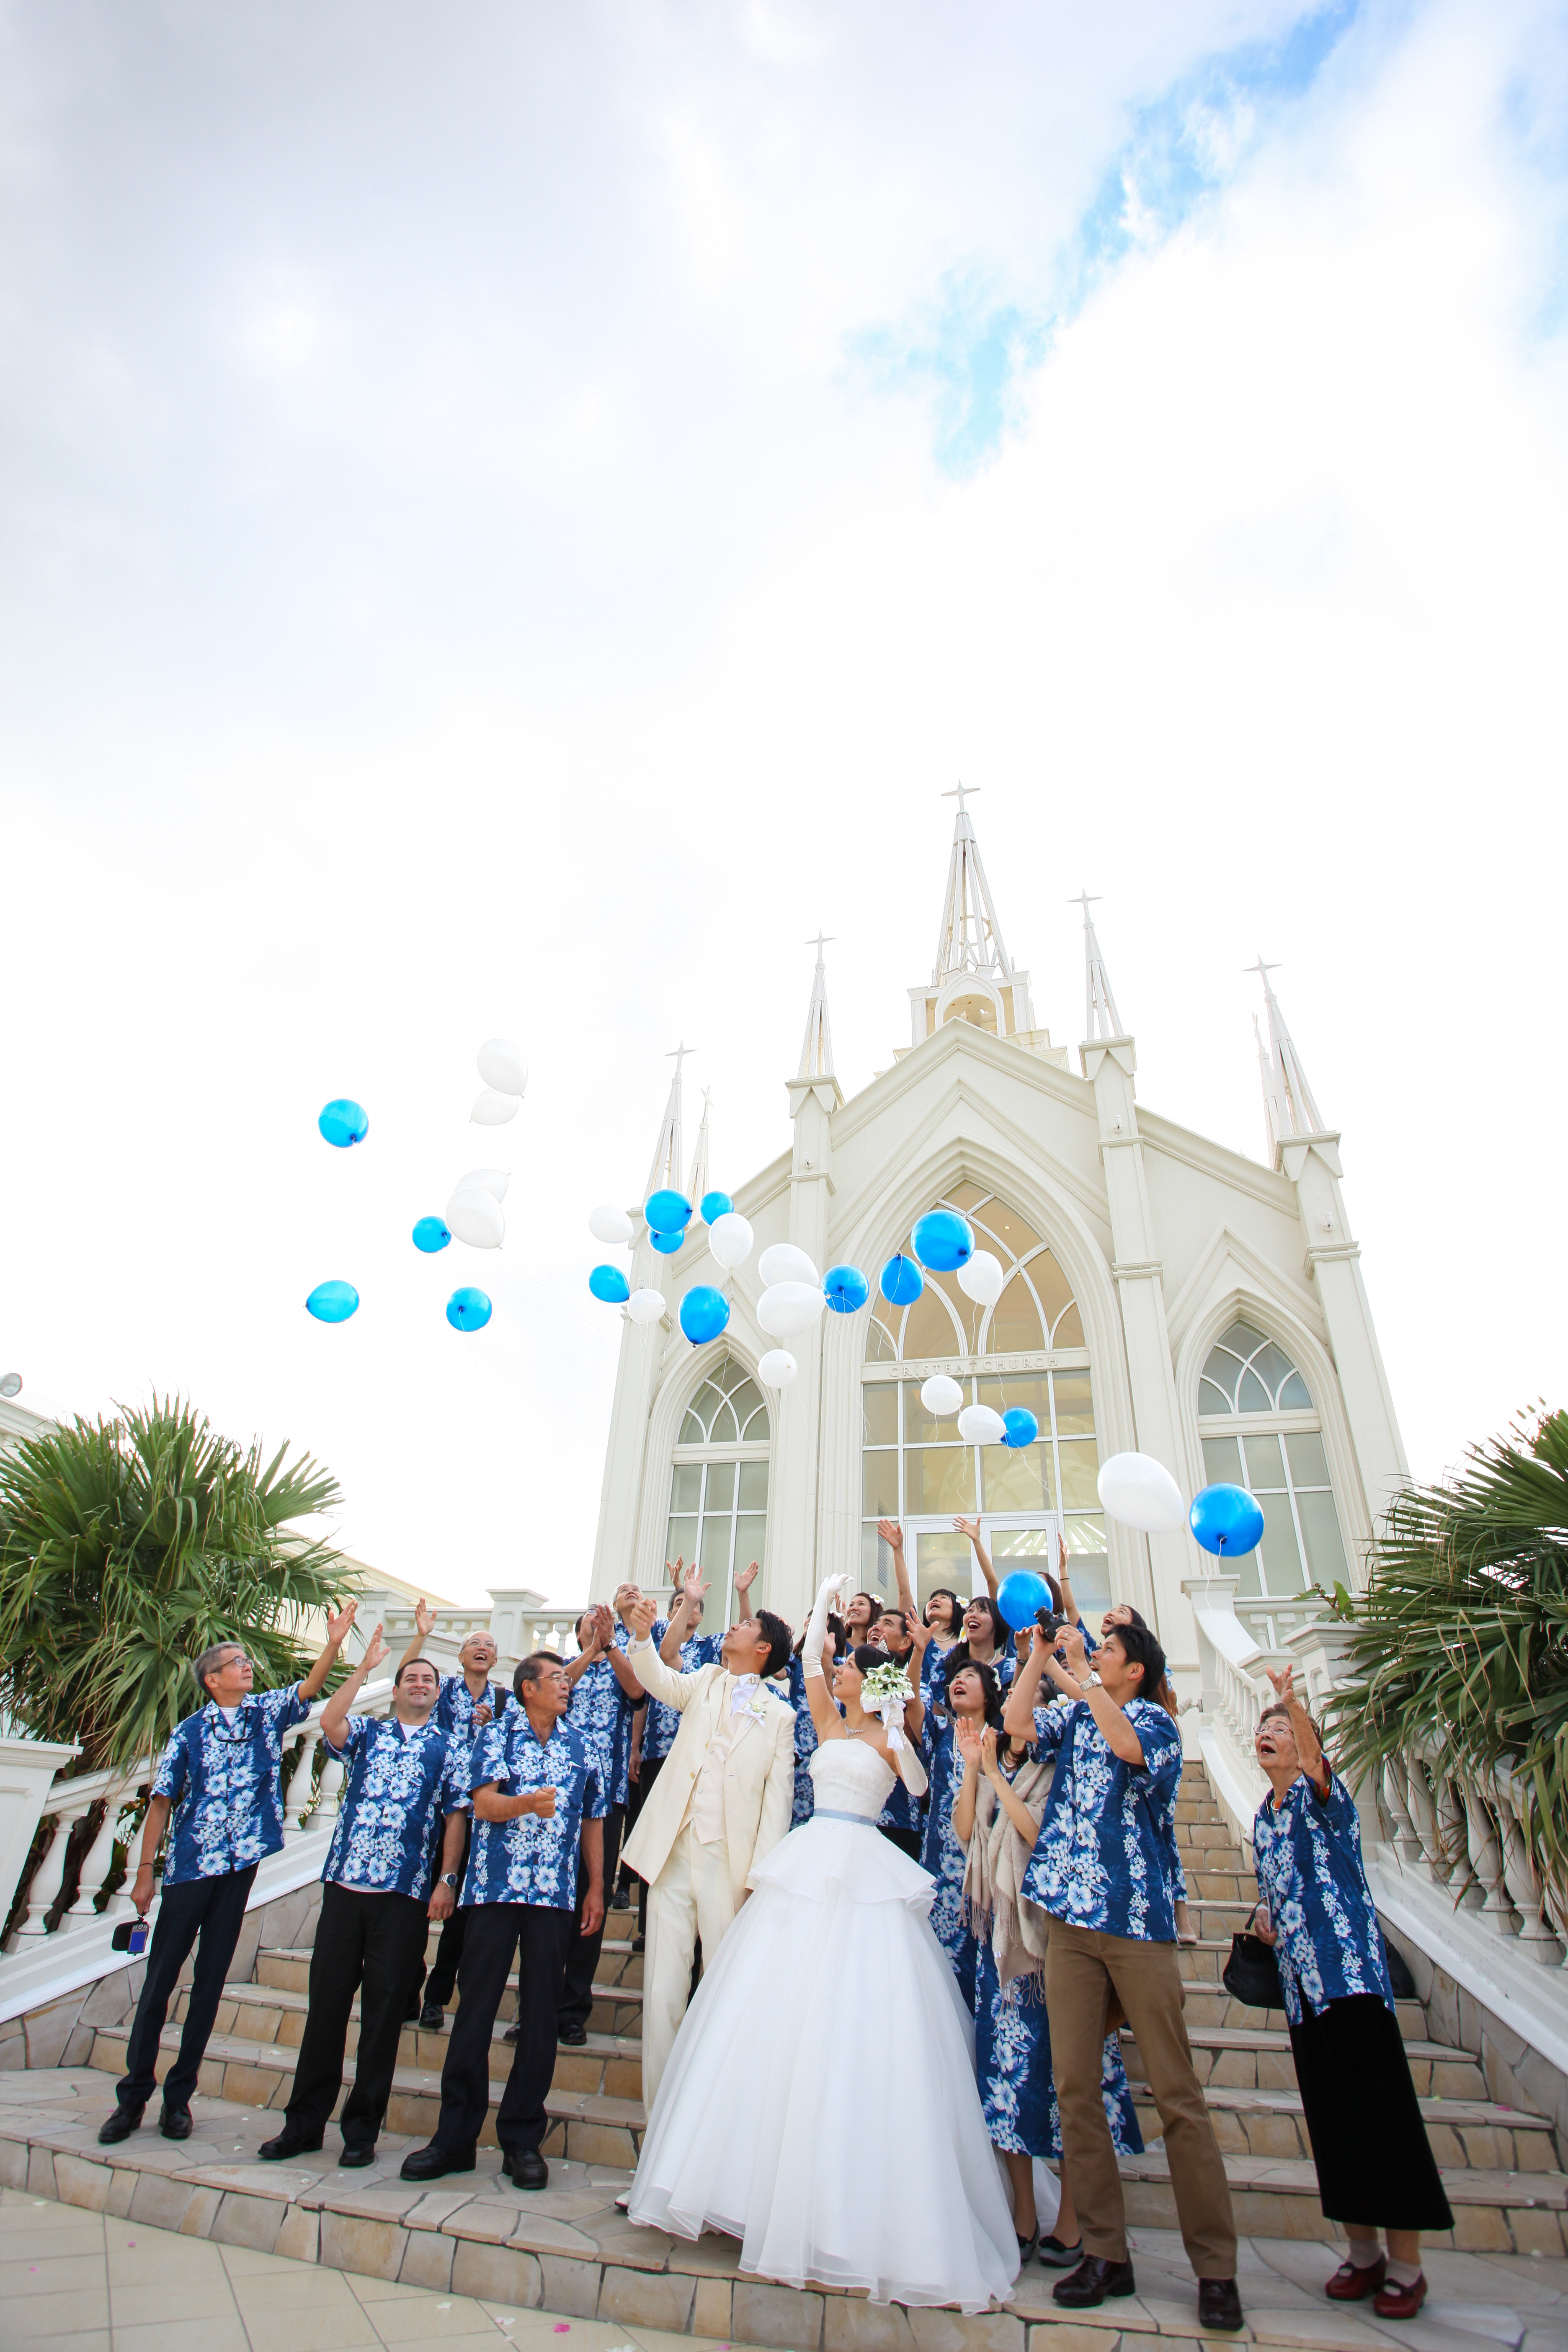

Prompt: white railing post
xmin=284 ymin=1729 xmax=324 ymax=1834
xmin=64 ymin=1788 xmax=136 ymax=1927
xmin=13 ymin=1812 xmax=78 ymax=1939
xmin=0 ymin=1736 xmax=82 ymax=1945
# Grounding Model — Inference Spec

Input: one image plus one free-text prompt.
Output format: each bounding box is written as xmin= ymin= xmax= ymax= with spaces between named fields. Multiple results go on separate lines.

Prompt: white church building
xmin=588 ymin=791 xmax=1408 ymax=1693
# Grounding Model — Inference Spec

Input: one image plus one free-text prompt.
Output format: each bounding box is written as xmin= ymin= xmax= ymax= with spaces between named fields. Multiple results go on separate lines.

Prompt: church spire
xmin=686 ymin=1087 xmax=713 ymax=1206
xmin=1069 ymin=890 xmax=1123 ymax=1041
xmin=933 ymin=783 xmax=1015 ymax=985
xmin=1247 ymin=961 xmax=1326 ymax=1156
xmin=645 ymin=1040 xmax=691 ymax=1198
xmin=798 ymin=932 xmax=836 ymax=1079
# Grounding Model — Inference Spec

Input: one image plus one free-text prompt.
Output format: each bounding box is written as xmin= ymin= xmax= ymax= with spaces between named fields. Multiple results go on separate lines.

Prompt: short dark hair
xmin=394 ymin=1656 xmax=439 ymax=1688
xmin=943 ymin=1653 xmax=1004 ymax=1729
xmin=795 ymin=1612 xmax=846 ymax=1658
xmin=745 ymin=1608 xmax=792 ymax=1681
xmin=514 ymin=1649 xmax=562 ymax=1697
xmin=925 ymin=1587 xmax=963 ymax=1633
xmin=962 ymin=1594 xmax=1008 ymax=1648
xmin=1104 ymin=1620 xmax=1165 ymax=1697
xmin=849 ymin=1642 xmax=892 ymax=1676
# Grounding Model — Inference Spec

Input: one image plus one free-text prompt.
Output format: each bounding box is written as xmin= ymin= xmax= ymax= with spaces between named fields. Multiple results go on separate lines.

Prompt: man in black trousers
xmin=257 ymin=1625 xmax=470 ymax=2166
xmin=400 ymin=1651 xmax=605 ymax=2191
xmin=98 ymin=1603 xmax=359 ymax=2146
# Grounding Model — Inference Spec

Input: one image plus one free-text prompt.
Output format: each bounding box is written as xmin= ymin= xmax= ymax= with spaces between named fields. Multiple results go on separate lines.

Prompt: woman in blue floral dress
xmin=954 ymin=1710 xmax=1142 ymax=2264
xmin=907 ymin=1620 xmax=990 ymax=2011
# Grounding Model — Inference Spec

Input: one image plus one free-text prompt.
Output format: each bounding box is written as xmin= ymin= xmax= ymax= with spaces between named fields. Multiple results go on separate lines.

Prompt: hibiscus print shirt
xmin=1021 ymin=1695 xmax=1183 ymax=1941
xmin=463 ymin=1712 xmax=606 ymax=1911
xmin=322 ymin=1714 xmax=472 ymax=1900
xmin=1252 ymin=1766 xmax=1394 ymax=2025
xmin=152 ymin=1686 xmax=310 ymax=1884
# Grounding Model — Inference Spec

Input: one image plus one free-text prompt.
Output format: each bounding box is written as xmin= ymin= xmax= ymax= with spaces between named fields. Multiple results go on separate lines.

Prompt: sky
xmin=3 ymin=0 xmax=1566 ymax=1607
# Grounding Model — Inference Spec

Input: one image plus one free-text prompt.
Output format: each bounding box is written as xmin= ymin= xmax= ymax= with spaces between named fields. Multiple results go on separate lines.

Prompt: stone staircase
xmin=3 ymin=1757 xmax=1565 ymax=2348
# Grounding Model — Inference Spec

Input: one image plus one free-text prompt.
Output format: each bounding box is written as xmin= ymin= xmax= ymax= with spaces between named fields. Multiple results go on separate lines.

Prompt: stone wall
xmin=1382 ymin=1920 xmax=1568 ymax=2146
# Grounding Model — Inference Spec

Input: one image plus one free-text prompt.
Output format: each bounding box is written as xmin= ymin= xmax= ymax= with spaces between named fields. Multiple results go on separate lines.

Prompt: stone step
xmin=258 ymin=1942 xmax=645 ymax=2001
xmin=1123 ymin=2023 xmax=1489 ymax=2100
xmin=84 ymin=2023 xmax=647 ymax=2167
xmin=1176 ymin=1985 xmax=1429 ymax=2040
xmin=1131 ymin=2081 xmax=1562 ymax=2171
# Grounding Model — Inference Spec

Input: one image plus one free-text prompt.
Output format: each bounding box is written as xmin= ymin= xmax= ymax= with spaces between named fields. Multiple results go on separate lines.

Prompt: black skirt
xmin=1288 ymin=1993 xmax=1453 ymax=2232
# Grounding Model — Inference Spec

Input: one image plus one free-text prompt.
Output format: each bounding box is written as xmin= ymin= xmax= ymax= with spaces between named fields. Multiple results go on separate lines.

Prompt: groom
xmin=616 ymin=1583 xmax=795 ymax=2107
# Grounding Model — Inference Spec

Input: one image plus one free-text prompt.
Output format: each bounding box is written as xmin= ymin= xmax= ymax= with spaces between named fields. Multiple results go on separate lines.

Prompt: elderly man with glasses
xmin=97 ymin=1602 xmax=359 ymax=2148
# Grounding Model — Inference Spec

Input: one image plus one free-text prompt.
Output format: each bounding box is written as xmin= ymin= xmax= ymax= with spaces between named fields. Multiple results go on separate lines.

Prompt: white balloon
xmin=756 ymin=1281 xmax=827 ymax=1339
xmin=477 ymin=1036 xmax=529 ymax=1096
xmin=707 ymin=1211 xmax=754 ymax=1271
xmin=758 ymin=1348 xmax=798 ymax=1388
xmin=957 ymin=1249 xmax=1004 ymax=1308
xmin=446 ymin=1186 xmax=505 ymax=1249
xmin=459 ymin=1168 xmax=510 ymax=1202
xmin=1097 ymin=1451 xmax=1186 ymax=1534
xmin=957 ymin=1403 xmax=1007 ymax=1446
xmin=627 ymin=1287 xmax=668 ymax=1326
xmin=589 ymin=1203 xmax=634 ymax=1246
xmin=471 ymin=1089 xmax=519 ymax=1127
xmin=920 ymin=1374 xmax=965 ymax=1417
xmin=758 ymin=1242 xmax=820 ymax=1288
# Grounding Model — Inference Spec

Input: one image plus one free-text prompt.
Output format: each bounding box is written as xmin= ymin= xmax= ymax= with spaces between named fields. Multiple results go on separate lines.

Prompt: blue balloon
xmin=679 ymin=1284 xmax=730 ymax=1345
xmin=650 ymin=1227 xmax=684 ymax=1255
xmin=997 ymin=1569 xmax=1051 ymax=1629
xmin=645 ymin=1189 xmax=693 ymax=1235
xmin=699 ymin=1190 xmax=733 ymax=1225
xmin=1190 ymin=1482 xmax=1266 ymax=1557
xmin=1002 ymin=1407 xmax=1040 ymax=1449
xmin=912 ymin=1209 xmax=974 ymax=1271
xmin=589 ymin=1264 xmax=631 ymax=1304
xmin=823 ymin=1264 xmax=870 ymax=1314
xmin=446 ymin=1286 xmax=492 ymax=1331
xmin=318 ymin=1098 xmax=369 ymax=1149
xmin=879 ymin=1253 xmax=925 ymax=1306
xmin=305 ymin=1279 xmax=359 ymax=1323
xmin=412 ymin=1217 xmax=451 ymax=1253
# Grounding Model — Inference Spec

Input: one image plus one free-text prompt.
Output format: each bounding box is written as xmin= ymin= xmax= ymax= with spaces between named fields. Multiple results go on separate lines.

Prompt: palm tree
xmin=0 ymin=1395 xmax=359 ymax=1775
xmin=1331 ymin=1406 xmax=1568 ymax=1892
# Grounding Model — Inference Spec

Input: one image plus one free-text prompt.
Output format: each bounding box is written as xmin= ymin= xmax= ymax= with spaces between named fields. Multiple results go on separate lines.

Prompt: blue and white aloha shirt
xmin=1022 ymin=1696 xmax=1183 ymax=1941
xmin=463 ymin=1713 xmax=606 ymax=1911
xmin=643 ymin=1629 xmax=721 ymax=1764
xmin=607 ymin=1617 xmax=667 ymax=1807
xmin=568 ymin=1653 xmax=630 ymax=1808
xmin=435 ymin=1675 xmax=515 ymax=1746
xmin=784 ymin=1653 xmax=819 ymax=1826
xmin=1252 ymin=1767 xmax=1394 ymax=2026
xmin=975 ymin=1938 xmax=1143 ymax=2159
xmin=321 ymin=1715 xmax=472 ymax=1900
xmin=919 ymin=1716 xmax=977 ymax=2010
xmin=874 ymin=1656 xmax=923 ymax=1839
xmin=152 ymin=1686 xmax=311 ymax=1884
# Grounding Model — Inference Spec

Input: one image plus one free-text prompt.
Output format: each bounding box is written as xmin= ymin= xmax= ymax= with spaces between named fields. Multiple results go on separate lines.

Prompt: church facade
xmin=588 ymin=793 xmax=1407 ymax=1691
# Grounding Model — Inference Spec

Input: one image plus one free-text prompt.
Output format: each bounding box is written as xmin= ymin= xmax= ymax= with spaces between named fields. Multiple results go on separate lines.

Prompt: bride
xmin=626 ymin=1574 xmax=1021 ymax=2312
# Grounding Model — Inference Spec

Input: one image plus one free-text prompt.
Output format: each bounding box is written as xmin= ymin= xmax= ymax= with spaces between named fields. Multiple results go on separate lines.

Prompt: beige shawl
xmin=961 ymin=1751 xmax=1053 ymax=1992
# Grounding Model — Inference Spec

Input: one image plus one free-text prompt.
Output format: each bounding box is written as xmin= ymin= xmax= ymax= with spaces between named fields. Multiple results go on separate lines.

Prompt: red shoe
xmin=1325 ymin=2257 xmax=1385 ymax=2300
xmin=1373 ymin=2274 xmax=1428 ymax=2321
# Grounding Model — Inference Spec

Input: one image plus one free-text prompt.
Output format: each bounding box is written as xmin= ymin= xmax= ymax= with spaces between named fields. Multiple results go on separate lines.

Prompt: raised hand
xmin=955 ymin=1715 xmax=985 ymax=1767
xmin=980 ymin=1726 xmax=1000 ymax=1779
xmin=325 ymin=1598 xmax=358 ymax=1647
xmin=415 ymin=1597 xmax=436 ymax=1638
xmin=1264 ymin=1666 xmax=1297 ymax=1706
xmin=905 ymin=1609 xmax=932 ymax=1653
xmin=684 ymin=1567 xmax=712 ymax=1608
xmin=1056 ymin=1625 xmax=1089 ymax=1682
xmin=1057 ymin=1533 xmax=1068 ymax=1578
xmin=361 ymin=1623 xmax=389 ymax=1675
xmin=624 ymin=1590 xmax=658 ymax=1641
xmin=735 ymin=1562 xmax=759 ymax=1596
xmin=876 ymin=1519 xmax=904 ymax=1552
xmin=953 ymin=1516 xmax=981 ymax=1545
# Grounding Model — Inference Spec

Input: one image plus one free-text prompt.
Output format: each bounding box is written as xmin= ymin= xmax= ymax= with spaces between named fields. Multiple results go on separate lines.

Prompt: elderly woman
xmin=1251 ymin=1667 xmax=1451 ymax=2320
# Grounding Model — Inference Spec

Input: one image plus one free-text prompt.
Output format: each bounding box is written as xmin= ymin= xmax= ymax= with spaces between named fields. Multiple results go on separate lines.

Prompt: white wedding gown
xmin=626 ymin=1739 xmax=1021 ymax=2311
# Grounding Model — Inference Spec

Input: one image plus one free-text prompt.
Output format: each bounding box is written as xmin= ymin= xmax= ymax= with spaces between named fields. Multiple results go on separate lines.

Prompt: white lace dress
xmin=626 ymin=1738 xmax=1021 ymax=2311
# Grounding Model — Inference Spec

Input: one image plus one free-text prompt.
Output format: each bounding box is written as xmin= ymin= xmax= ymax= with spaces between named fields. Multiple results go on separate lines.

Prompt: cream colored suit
xmin=620 ymin=1640 xmax=796 ymax=2109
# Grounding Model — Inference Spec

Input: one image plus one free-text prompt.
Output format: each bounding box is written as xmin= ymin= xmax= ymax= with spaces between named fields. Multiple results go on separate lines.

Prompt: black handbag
xmin=1222 ymin=1907 xmax=1284 ymax=2009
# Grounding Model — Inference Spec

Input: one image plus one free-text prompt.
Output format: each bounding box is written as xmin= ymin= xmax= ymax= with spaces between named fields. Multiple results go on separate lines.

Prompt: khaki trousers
xmin=640 ymin=1821 xmax=737 ymax=2112
xmin=1045 ymin=1917 xmax=1237 ymax=2279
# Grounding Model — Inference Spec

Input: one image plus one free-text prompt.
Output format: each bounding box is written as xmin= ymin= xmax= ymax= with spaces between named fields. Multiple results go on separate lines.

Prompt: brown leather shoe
xmin=1373 ymin=2273 xmax=1428 ymax=2320
xmin=1326 ymin=2256 xmax=1386 ymax=2300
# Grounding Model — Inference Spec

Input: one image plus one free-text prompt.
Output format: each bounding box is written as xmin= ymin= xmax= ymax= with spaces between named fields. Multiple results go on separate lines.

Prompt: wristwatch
xmin=440 ymin=1872 xmax=459 ymax=1889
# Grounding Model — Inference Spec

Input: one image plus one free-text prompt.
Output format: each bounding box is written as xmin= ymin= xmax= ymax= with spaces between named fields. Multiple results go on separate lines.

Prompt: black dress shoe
xmin=1053 ymin=2255 xmax=1137 ymax=2307
xmin=1037 ymin=2234 xmax=1084 ymax=2268
xmin=98 ymin=2104 xmax=144 ymax=2146
xmin=503 ymin=2020 xmax=520 ymax=2043
xmin=632 ymin=1934 xmax=645 ymax=1953
xmin=338 ymin=2144 xmax=377 ymax=2168
xmin=400 ymin=2142 xmax=477 ymax=2182
xmin=503 ymin=2147 xmax=549 ymax=2190
xmin=558 ymin=2024 xmax=588 ymax=2048
xmin=1198 ymin=2278 xmax=1245 ymax=2332
xmin=258 ymin=2131 xmax=323 ymax=2161
xmin=418 ymin=2001 xmax=444 ymax=2031
xmin=159 ymin=2106 xmax=193 ymax=2140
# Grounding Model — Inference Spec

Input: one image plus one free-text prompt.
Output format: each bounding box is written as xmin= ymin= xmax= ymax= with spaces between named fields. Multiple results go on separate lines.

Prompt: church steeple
xmin=1248 ymin=961 xmax=1326 ymax=1160
xmin=645 ymin=1041 xmax=691 ymax=1198
xmin=685 ymin=1086 xmax=713 ymax=1206
xmin=906 ymin=787 xmax=1036 ymax=1047
xmin=1069 ymin=890 xmax=1124 ymax=1041
xmin=798 ymin=933 xmax=836 ymax=1079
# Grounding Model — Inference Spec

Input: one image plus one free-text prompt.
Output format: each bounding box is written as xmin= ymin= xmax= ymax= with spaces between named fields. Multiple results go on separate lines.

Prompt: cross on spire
xmin=1247 ymin=960 xmax=1326 ymax=1157
xmin=1069 ymin=889 xmax=1123 ymax=1041
xmin=798 ymin=933 xmax=836 ymax=1079
xmin=645 ymin=1042 xmax=693 ymax=1198
xmin=932 ymin=784 xmax=1013 ymax=986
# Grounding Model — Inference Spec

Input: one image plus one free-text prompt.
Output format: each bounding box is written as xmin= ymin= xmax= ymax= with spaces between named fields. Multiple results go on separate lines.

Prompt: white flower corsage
xmin=859 ymin=1659 xmax=914 ymax=1751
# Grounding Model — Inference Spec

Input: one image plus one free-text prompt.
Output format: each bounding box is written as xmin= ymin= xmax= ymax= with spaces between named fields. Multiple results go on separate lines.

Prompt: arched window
xmin=666 ymin=1357 xmax=770 ymax=1624
xmin=861 ymin=1185 xmax=1104 ymax=1624
xmin=1197 ymin=1319 xmax=1349 ymax=1600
